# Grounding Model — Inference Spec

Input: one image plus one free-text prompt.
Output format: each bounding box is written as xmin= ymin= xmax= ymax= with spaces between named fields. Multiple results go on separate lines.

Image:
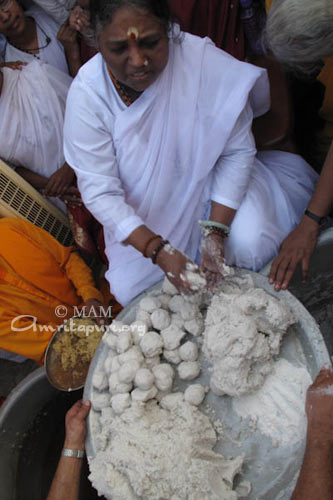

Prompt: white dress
xmin=3 ymin=5 xmax=69 ymax=74
xmin=64 ymin=32 xmax=317 ymax=305
xmin=0 ymin=61 xmax=72 ymax=211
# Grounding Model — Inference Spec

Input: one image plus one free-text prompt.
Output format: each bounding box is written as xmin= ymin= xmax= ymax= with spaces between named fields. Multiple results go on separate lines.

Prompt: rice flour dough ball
xmin=130 ymin=320 xmax=148 ymax=345
xmin=110 ymin=356 xmax=121 ymax=373
xmin=131 ymin=386 xmax=158 ymax=402
xmin=109 ymin=320 xmax=125 ymax=335
xmin=170 ymin=314 xmax=185 ymax=329
xmin=109 ymin=372 xmax=132 ymax=394
xmin=135 ymin=309 xmax=153 ymax=329
xmin=152 ymin=363 xmax=174 ymax=392
xmin=139 ymin=296 xmax=161 ymax=313
xmin=104 ymin=354 xmax=116 ymax=374
xmin=163 ymin=348 xmax=182 ymax=365
xmin=140 ymin=331 xmax=164 ymax=358
xmin=156 ymin=294 xmax=172 ymax=309
xmin=118 ymin=361 xmax=141 ymax=384
xmin=177 ymin=361 xmax=201 ymax=381
xmin=184 ymin=317 xmax=204 ymax=337
xmin=161 ymin=324 xmax=186 ymax=350
xmin=151 ymin=309 xmax=171 ymax=331
xmin=134 ymin=368 xmax=155 ymax=390
xmin=111 ymin=393 xmax=131 ymax=414
xmin=184 ymin=384 xmax=206 ymax=406
xmin=91 ymin=392 xmax=110 ymax=411
xmin=92 ymin=371 xmax=109 ymax=392
xmin=102 ymin=331 xmax=117 ymax=350
xmin=159 ymin=392 xmax=184 ymax=411
xmin=145 ymin=355 xmax=161 ymax=369
xmin=180 ymin=302 xmax=197 ymax=321
xmin=162 ymin=278 xmax=178 ymax=296
xmin=168 ymin=295 xmax=186 ymax=313
xmin=179 ymin=341 xmax=199 ymax=362
xmin=118 ymin=346 xmax=144 ymax=365
xmin=116 ymin=331 xmax=133 ymax=354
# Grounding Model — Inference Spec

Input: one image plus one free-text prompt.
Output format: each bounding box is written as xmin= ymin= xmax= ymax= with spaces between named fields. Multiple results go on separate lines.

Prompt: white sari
xmin=0 ymin=61 xmax=72 ymax=210
xmin=64 ymin=33 xmax=317 ymax=305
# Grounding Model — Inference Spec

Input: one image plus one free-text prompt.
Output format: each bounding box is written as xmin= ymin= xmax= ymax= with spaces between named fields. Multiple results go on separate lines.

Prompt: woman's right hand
xmin=156 ymin=246 xmax=206 ymax=294
xmin=69 ymin=6 xmax=90 ymax=33
xmin=269 ymin=217 xmax=319 ymax=291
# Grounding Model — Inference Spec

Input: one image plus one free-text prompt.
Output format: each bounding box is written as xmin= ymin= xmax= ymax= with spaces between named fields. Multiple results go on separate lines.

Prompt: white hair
xmin=265 ymin=0 xmax=333 ymax=75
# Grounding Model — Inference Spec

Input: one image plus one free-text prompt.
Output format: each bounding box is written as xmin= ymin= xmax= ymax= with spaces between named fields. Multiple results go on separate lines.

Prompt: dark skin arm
xmin=291 ymin=369 xmax=333 ymax=500
xmin=270 ymin=141 xmax=333 ymax=291
xmin=47 ymin=400 xmax=91 ymax=500
xmin=57 ymin=21 xmax=82 ymax=77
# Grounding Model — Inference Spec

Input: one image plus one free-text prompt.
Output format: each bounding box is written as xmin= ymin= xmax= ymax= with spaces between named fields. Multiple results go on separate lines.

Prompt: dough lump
xmin=161 ymin=324 xmax=186 ymax=350
xmin=135 ymin=368 xmax=155 ymax=390
xmin=140 ymin=331 xmax=164 ymax=357
xmin=177 ymin=361 xmax=201 ymax=381
xmin=151 ymin=308 xmax=171 ymax=331
xmin=184 ymin=384 xmax=206 ymax=406
xmin=179 ymin=341 xmax=199 ymax=362
xmin=140 ymin=296 xmax=161 ymax=313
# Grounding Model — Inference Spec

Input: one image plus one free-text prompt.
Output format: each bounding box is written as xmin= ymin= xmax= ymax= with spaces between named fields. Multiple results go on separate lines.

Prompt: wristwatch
xmin=62 ymin=448 xmax=85 ymax=458
xmin=304 ymin=209 xmax=328 ymax=226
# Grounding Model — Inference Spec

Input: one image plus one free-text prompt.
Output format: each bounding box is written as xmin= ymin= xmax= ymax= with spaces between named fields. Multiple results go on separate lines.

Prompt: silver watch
xmin=62 ymin=448 xmax=85 ymax=458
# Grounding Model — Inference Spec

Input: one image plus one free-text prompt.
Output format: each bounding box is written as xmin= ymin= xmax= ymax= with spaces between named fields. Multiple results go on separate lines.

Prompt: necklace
xmin=6 ymin=19 xmax=51 ymax=60
xmin=107 ymin=67 xmax=142 ymax=107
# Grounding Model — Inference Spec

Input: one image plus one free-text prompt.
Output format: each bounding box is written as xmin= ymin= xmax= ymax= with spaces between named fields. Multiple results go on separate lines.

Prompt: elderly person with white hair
xmin=266 ymin=0 xmax=333 ymax=292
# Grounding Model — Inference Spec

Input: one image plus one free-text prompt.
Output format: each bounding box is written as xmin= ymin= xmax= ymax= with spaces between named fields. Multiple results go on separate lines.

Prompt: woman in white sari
xmin=64 ymin=0 xmax=318 ymax=306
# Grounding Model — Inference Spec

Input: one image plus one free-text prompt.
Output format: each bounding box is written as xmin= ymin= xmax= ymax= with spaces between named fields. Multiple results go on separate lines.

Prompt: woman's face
xmin=0 ymin=0 xmax=25 ymax=38
xmin=98 ymin=6 xmax=169 ymax=92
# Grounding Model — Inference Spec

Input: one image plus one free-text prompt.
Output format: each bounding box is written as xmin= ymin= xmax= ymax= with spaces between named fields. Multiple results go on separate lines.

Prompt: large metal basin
xmin=0 ymin=368 xmax=98 ymax=500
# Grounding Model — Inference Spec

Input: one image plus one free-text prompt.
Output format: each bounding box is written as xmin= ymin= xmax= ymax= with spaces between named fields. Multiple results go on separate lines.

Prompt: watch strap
xmin=62 ymin=448 xmax=85 ymax=458
xmin=304 ymin=209 xmax=328 ymax=225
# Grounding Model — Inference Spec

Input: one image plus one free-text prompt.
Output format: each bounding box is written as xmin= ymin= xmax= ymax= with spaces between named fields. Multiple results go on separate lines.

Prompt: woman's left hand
xmin=57 ymin=21 xmax=80 ymax=53
xmin=69 ymin=6 xmax=90 ymax=33
xmin=201 ymin=232 xmax=226 ymax=291
xmin=44 ymin=164 xmax=75 ymax=197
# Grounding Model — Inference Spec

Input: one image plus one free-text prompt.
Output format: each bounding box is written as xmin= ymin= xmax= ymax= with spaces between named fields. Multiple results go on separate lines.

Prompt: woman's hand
xmin=69 ymin=6 xmax=90 ymax=33
xmin=60 ymin=186 xmax=83 ymax=206
xmin=44 ymin=164 xmax=76 ymax=197
xmin=269 ymin=217 xmax=319 ymax=291
xmin=201 ymin=231 xmax=226 ymax=291
xmin=0 ymin=61 xmax=27 ymax=70
xmin=57 ymin=21 xmax=80 ymax=54
xmin=156 ymin=246 xmax=206 ymax=294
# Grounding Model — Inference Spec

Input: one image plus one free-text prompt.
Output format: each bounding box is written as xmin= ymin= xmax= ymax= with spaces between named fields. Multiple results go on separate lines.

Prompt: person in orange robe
xmin=0 ymin=217 xmax=107 ymax=365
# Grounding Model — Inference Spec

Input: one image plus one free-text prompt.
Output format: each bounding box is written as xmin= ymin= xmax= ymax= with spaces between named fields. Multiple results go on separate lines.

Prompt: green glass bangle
xmin=199 ymin=220 xmax=230 ymax=235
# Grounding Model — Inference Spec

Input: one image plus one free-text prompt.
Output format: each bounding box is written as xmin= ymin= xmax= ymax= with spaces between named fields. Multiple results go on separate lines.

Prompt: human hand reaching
xmin=201 ymin=231 xmax=226 ymax=291
xmin=269 ymin=218 xmax=319 ymax=291
xmin=69 ymin=6 xmax=90 ymax=33
xmin=305 ymin=369 xmax=333 ymax=446
xmin=64 ymin=400 xmax=91 ymax=450
xmin=156 ymin=245 xmax=206 ymax=294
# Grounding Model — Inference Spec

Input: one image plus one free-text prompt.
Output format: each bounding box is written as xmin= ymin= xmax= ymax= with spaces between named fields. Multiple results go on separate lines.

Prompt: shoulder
xmin=68 ymin=54 xmax=112 ymax=107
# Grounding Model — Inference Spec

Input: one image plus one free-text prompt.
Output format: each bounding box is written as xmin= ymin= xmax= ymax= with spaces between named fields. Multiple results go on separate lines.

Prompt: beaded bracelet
xmin=151 ymin=239 xmax=169 ymax=264
xmin=143 ymin=234 xmax=162 ymax=258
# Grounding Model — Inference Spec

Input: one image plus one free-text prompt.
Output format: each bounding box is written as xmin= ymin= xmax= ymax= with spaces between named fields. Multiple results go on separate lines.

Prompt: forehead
xmin=101 ymin=6 xmax=164 ymax=41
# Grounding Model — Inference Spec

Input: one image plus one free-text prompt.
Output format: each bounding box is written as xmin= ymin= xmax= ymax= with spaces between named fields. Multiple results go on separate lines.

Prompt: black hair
xmin=90 ymin=0 xmax=174 ymax=36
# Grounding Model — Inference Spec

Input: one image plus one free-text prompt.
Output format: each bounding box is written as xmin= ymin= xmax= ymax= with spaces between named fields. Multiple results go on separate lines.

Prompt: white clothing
xmin=0 ymin=61 xmax=72 ymax=210
xmin=64 ymin=33 xmax=317 ymax=305
xmin=4 ymin=6 xmax=69 ymax=74
xmin=31 ymin=0 xmax=75 ymax=25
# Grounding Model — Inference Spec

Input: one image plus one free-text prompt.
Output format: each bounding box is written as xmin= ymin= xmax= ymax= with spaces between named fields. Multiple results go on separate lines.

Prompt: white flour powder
xmin=89 ymin=401 xmax=248 ymax=500
xmin=233 ymin=358 xmax=312 ymax=446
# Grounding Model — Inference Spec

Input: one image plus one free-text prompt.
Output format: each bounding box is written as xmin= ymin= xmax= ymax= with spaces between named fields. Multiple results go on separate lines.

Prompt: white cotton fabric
xmin=30 ymin=0 xmax=75 ymax=25
xmin=64 ymin=32 xmax=317 ymax=305
xmin=0 ymin=61 xmax=72 ymax=210
xmin=4 ymin=6 xmax=69 ymax=74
